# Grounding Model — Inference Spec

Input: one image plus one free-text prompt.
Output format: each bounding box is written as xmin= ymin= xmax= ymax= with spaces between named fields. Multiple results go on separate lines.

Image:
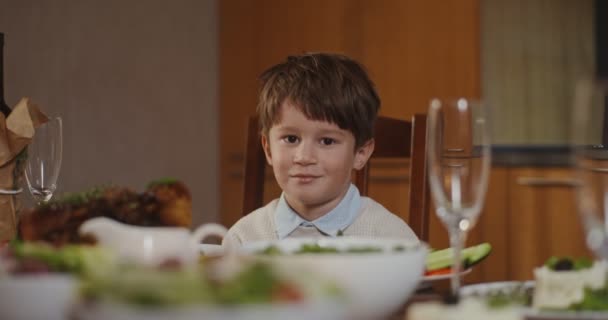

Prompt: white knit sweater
xmin=223 ymin=197 xmax=419 ymax=248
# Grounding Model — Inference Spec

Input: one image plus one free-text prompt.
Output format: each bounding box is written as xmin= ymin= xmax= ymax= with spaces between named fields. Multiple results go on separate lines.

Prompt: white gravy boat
xmin=79 ymin=217 xmax=228 ymax=266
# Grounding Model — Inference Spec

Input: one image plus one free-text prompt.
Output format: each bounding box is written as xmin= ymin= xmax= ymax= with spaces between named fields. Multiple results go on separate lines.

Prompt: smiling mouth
xmin=290 ymin=175 xmax=320 ymax=182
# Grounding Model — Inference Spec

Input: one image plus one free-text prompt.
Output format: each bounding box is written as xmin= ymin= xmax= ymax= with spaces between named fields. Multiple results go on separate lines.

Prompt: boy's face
xmin=261 ymin=101 xmax=374 ymax=219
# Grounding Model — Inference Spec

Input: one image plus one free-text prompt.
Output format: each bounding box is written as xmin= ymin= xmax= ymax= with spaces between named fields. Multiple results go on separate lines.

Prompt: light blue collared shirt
xmin=274 ymin=184 xmax=362 ymax=238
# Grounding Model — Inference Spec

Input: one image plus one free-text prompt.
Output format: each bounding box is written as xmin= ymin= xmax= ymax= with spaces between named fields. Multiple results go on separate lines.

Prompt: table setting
xmin=1 ymin=89 xmax=608 ymax=320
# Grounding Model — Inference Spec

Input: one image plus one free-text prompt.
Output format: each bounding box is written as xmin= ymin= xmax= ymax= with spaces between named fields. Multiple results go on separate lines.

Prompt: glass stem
xmin=449 ymin=228 xmax=466 ymax=298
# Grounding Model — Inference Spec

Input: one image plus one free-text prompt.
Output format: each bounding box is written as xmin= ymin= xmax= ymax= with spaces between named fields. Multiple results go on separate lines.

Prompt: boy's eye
xmin=320 ymin=138 xmax=336 ymax=145
xmin=283 ymin=135 xmax=299 ymax=143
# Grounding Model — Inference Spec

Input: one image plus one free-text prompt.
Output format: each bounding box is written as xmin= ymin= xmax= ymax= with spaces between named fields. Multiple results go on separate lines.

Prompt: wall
xmin=482 ymin=0 xmax=595 ymax=144
xmin=0 ymin=0 xmax=219 ymax=226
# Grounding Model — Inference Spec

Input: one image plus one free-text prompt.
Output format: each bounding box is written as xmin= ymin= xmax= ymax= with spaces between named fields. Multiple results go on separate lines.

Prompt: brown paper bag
xmin=0 ymin=98 xmax=48 ymax=242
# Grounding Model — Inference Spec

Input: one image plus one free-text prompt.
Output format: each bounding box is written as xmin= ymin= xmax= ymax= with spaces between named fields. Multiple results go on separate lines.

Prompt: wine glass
xmin=25 ymin=117 xmax=63 ymax=204
xmin=571 ymin=77 xmax=608 ymax=259
xmin=427 ymin=98 xmax=492 ymax=298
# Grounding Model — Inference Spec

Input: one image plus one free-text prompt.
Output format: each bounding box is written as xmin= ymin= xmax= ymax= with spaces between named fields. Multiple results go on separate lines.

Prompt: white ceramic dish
xmin=241 ymin=237 xmax=427 ymax=320
xmin=79 ymin=217 xmax=228 ymax=266
xmin=75 ymin=300 xmax=348 ymax=320
xmin=0 ymin=274 xmax=77 ymax=320
xmin=461 ymin=281 xmax=608 ymax=320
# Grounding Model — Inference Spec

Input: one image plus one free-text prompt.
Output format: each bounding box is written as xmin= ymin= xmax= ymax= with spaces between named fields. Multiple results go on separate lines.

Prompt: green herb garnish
xmin=545 ymin=256 xmax=593 ymax=271
xmin=216 ymin=262 xmax=279 ymax=304
xmin=258 ymin=243 xmax=387 ymax=255
xmin=295 ymin=243 xmax=339 ymax=254
xmin=393 ymin=245 xmax=406 ymax=252
xmin=259 ymin=245 xmax=282 ymax=255
xmin=482 ymin=284 xmax=533 ymax=309
xmin=41 ymin=185 xmax=109 ymax=208
xmin=147 ymin=177 xmax=179 ymax=189
xmin=344 ymin=247 xmax=382 ymax=253
xmin=574 ymin=257 xmax=593 ymax=270
xmin=570 ymin=285 xmax=608 ymax=311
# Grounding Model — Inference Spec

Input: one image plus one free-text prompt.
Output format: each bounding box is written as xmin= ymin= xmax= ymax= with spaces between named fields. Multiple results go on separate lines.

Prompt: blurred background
xmin=0 ymin=0 xmax=604 ymax=282
xmin=0 ymin=0 xmax=219 ymax=225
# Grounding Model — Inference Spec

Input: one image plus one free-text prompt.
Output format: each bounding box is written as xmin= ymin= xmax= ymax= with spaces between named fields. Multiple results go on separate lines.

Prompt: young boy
xmin=223 ymin=53 xmax=418 ymax=247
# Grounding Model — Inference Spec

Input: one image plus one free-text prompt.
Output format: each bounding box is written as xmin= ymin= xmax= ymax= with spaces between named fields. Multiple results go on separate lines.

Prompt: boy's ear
xmin=261 ymin=134 xmax=273 ymax=166
xmin=353 ymin=138 xmax=375 ymax=170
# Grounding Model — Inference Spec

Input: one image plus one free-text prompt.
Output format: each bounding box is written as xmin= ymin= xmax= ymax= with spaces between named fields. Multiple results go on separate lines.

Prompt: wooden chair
xmin=241 ymin=114 xmax=431 ymax=241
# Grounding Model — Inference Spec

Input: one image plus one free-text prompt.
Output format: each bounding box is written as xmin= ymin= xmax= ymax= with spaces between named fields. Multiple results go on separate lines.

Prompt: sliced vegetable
xmin=425 ymin=243 xmax=491 ymax=271
xmin=424 ymin=267 xmax=452 ymax=276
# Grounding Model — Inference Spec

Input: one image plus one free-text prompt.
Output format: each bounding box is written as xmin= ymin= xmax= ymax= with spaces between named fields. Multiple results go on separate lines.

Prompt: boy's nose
xmin=293 ymin=142 xmax=317 ymax=164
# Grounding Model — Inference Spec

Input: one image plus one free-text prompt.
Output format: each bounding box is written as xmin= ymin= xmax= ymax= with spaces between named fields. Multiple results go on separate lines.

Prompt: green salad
xmin=2 ymin=240 xmax=115 ymax=277
xmin=81 ymin=261 xmax=341 ymax=307
xmin=2 ymin=241 xmax=341 ymax=307
xmin=258 ymin=243 xmax=407 ymax=255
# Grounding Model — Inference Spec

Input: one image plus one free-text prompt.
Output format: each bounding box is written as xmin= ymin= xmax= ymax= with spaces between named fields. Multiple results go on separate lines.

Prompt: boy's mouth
xmin=290 ymin=174 xmax=320 ymax=183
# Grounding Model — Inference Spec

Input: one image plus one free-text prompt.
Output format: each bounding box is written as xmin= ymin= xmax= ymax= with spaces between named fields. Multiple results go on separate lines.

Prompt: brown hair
xmin=257 ymin=53 xmax=380 ymax=148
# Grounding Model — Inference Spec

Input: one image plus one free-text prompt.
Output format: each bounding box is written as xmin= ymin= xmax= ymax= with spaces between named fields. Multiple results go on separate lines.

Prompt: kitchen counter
xmin=492 ymin=145 xmax=573 ymax=167
xmin=491 ymin=144 xmax=608 ymax=167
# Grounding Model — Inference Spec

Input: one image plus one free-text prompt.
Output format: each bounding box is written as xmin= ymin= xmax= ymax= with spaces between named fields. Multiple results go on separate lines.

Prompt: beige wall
xmin=0 ymin=0 xmax=219 ymax=226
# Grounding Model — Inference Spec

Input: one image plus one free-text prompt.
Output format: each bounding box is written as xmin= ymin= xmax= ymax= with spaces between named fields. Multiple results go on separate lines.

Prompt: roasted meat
xmin=18 ymin=179 xmax=192 ymax=245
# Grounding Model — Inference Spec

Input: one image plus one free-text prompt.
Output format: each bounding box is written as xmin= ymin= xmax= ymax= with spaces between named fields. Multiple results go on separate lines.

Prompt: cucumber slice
xmin=426 ymin=243 xmax=492 ymax=271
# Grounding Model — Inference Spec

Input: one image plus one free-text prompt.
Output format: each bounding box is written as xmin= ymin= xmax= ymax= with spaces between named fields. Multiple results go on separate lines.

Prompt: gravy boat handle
xmin=190 ymin=223 xmax=228 ymax=247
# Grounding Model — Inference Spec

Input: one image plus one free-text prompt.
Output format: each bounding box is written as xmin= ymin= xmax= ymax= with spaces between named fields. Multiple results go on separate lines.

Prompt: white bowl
xmin=0 ymin=274 xmax=77 ymax=320
xmin=241 ymin=237 xmax=428 ymax=320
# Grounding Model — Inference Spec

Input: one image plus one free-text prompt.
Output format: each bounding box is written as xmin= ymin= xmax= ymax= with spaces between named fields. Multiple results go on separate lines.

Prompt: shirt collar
xmin=274 ymin=184 xmax=362 ymax=239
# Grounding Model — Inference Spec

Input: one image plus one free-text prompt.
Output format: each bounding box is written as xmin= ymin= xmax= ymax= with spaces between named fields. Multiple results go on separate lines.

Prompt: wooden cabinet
xmin=464 ymin=167 xmax=510 ymax=283
xmin=451 ymin=166 xmax=592 ymax=283
xmin=506 ymin=167 xmax=591 ymax=280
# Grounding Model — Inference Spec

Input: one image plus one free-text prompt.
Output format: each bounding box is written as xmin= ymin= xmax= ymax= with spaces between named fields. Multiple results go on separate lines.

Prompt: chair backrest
xmin=241 ymin=114 xmax=430 ymax=241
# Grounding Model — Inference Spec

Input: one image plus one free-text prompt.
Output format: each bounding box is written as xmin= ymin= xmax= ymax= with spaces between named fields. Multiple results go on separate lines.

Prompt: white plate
xmin=422 ymin=268 xmax=472 ymax=282
xmin=461 ymin=281 xmax=608 ymax=320
xmin=460 ymin=280 xmax=534 ymax=296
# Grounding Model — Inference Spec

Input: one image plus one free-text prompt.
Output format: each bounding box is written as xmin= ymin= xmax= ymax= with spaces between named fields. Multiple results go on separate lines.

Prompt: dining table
xmin=394 ymin=283 xmax=607 ymax=320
